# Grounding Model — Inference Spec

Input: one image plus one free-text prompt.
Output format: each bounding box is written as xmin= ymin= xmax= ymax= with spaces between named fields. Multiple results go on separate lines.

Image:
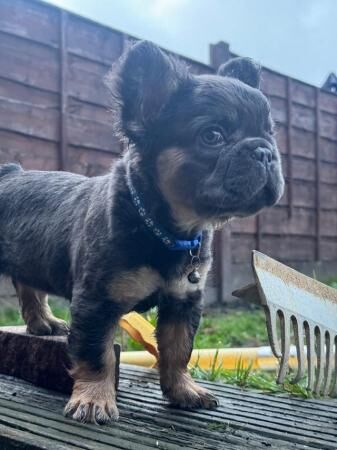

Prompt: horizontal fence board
xmin=0 ymin=77 xmax=59 ymax=108
xmin=230 ymin=216 xmax=256 ymax=234
xmin=260 ymin=69 xmax=287 ymax=98
xmin=321 ymin=211 xmax=337 ymax=238
xmin=290 ymin=128 xmax=316 ymax=158
xmin=320 ymin=91 xmax=337 ymax=114
xmin=0 ymin=0 xmax=59 ymax=48
xmin=67 ymin=114 xmax=120 ymax=152
xmin=321 ymin=161 xmax=337 ymax=184
xmin=68 ymin=146 xmax=118 ymax=176
xmin=275 ymin=126 xmax=317 ymax=159
xmin=0 ymin=98 xmax=59 ymax=141
xmin=67 ymin=14 xmax=122 ymax=65
xmin=231 ymin=234 xmax=317 ymax=262
xmin=271 ymin=101 xmax=337 ymax=142
xmin=321 ymin=138 xmax=337 ymax=163
xmin=321 ymin=239 xmax=337 ymax=261
xmin=231 ymin=234 xmax=256 ymax=263
xmin=282 ymin=157 xmax=337 ymax=184
xmin=0 ymin=31 xmax=59 ymax=93
xmin=292 ymin=103 xmax=315 ymax=132
xmin=67 ymin=54 xmax=110 ymax=107
xmin=68 ymin=98 xmax=111 ymax=125
xmin=321 ymin=183 xmax=337 ymax=209
xmin=282 ymin=156 xmax=316 ymax=181
xmin=262 ymin=69 xmax=337 ymax=113
xmin=260 ymin=235 xmax=316 ymax=261
xmin=0 ymin=130 xmax=59 ymax=170
xmin=260 ymin=207 xmax=316 ymax=236
xmin=292 ymin=181 xmax=316 ymax=208
xmin=290 ymin=79 xmax=316 ymax=108
xmin=321 ymin=110 xmax=337 ymax=141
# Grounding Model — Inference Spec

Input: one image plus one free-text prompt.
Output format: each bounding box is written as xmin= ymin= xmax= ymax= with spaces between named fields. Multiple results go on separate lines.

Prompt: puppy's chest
xmin=109 ymin=257 xmax=211 ymax=306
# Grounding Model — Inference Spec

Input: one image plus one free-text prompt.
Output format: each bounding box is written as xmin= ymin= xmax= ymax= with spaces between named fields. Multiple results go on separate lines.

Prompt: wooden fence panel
xmin=0 ymin=0 xmax=337 ymax=302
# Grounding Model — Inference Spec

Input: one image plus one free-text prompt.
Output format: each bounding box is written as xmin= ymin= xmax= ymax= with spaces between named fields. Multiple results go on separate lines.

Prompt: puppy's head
xmin=107 ymin=41 xmax=284 ymax=231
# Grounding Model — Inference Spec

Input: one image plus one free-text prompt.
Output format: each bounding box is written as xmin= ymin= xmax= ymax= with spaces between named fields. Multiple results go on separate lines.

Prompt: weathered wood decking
xmin=1 ymin=366 xmax=337 ymax=449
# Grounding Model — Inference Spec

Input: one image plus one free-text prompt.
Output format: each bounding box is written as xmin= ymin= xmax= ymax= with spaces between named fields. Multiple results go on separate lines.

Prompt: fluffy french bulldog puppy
xmin=0 ymin=41 xmax=284 ymax=424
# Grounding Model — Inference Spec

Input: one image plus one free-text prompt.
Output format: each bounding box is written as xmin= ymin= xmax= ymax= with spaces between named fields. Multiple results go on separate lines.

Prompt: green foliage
xmin=190 ymin=356 xmax=311 ymax=399
xmin=195 ymin=310 xmax=268 ymax=349
xmin=0 ymin=308 xmax=23 ymax=327
xmin=322 ymin=274 xmax=337 ymax=290
xmin=0 ymin=297 xmax=69 ymax=327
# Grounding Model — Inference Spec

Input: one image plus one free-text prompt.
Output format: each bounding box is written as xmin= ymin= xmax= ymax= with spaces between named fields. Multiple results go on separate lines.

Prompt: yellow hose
xmin=118 ymin=312 xmax=297 ymax=371
xmin=120 ymin=347 xmax=298 ymax=370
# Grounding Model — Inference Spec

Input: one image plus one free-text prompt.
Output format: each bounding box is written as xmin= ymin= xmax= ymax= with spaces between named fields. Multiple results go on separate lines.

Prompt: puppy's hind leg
xmin=13 ymin=281 xmax=69 ymax=336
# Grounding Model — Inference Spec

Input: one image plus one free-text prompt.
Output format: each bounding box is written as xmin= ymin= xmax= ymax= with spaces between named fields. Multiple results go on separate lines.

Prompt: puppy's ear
xmin=217 ymin=57 xmax=261 ymax=89
xmin=106 ymin=40 xmax=188 ymax=143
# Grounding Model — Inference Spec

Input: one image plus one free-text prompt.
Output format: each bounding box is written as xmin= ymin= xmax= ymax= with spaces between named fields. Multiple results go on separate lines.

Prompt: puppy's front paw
xmin=64 ymin=396 xmax=119 ymax=424
xmin=163 ymin=374 xmax=219 ymax=410
xmin=64 ymin=376 xmax=119 ymax=424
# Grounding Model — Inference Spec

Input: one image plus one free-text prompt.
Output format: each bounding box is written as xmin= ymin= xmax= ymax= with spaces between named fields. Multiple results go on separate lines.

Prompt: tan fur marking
xmin=14 ymin=282 xmax=68 ymax=335
xmin=109 ymin=266 xmax=162 ymax=306
xmin=157 ymin=148 xmax=206 ymax=232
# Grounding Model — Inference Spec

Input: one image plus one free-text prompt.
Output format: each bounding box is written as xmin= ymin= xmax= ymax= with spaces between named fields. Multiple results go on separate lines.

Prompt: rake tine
xmin=305 ymin=321 xmax=316 ymax=392
xmin=291 ymin=317 xmax=305 ymax=384
xmin=264 ymin=305 xmax=282 ymax=358
xmin=277 ymin=312 xmax=290 ymax=384
xmin=330 ymin=337 xmax=337 ymax=397
xmin=323 ymin=330 xmax=334 ymax=396
xmin=314 ymin=327 xmax=325 ymax=395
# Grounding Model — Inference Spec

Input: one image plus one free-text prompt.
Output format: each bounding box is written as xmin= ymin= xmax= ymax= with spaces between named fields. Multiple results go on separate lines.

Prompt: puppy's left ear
xmin=217 ymin=57 xmax=261 ymax=89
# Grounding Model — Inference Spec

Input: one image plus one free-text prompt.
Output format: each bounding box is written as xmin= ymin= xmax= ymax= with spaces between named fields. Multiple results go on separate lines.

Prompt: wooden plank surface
xmin=1 ymin=366 xmax=337 ymax=449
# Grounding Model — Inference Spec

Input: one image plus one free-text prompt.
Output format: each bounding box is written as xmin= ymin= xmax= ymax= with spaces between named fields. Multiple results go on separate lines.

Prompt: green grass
xmin=325 ymin=275 xmax=337 ymax=290
xmin=0 ymin=307 xmax=23 ymax=327
xmin=194 ymin=309 xmax=267 ymax=349
xmin=190 ymin=354 xmax=311 ymax=398
xmin=0 ymin=297 xmax=70 ymax=327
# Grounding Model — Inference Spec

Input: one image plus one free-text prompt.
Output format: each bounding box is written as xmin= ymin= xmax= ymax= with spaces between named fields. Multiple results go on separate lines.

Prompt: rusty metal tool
xmin=233 ymin=251 xmax=337 ymax=396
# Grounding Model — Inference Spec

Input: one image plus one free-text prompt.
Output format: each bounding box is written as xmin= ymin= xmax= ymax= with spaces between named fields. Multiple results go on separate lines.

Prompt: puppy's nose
xmin=254 ymin=147 xmax=272 ymax=164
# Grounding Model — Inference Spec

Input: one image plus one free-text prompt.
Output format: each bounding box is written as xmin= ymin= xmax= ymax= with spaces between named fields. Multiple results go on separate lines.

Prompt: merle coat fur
xmin=0 ymin=41 xmax=284 ymax=424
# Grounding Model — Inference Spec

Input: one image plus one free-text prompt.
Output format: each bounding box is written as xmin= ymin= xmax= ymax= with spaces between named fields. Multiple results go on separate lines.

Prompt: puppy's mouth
xmin=196 ymin=159 xmax=284 ymax=219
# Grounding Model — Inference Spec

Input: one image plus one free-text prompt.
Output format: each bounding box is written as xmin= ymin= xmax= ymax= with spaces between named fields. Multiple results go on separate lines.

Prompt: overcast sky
xmin=47 ymin=0 xmax=337 ymax=87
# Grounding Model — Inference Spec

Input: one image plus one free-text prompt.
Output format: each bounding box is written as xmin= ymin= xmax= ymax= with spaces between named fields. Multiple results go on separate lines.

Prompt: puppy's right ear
xmin=106 ymin=41 xmax=188 ymax=144
xmin=218 ymin=57 xmax=261 ymax=89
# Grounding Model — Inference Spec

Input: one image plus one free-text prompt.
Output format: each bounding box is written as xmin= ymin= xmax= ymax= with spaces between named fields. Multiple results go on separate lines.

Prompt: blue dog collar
xmin=126 ymin=169 xmax=202 ymax=251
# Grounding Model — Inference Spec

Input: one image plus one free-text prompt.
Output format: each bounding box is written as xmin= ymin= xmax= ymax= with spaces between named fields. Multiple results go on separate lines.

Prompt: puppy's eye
xmin=200 ymin=127 xmax=225 ymax=147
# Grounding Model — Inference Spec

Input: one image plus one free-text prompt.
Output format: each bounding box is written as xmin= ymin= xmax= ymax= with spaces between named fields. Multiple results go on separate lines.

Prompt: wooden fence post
xmin=315 ymin=88 xmax=321 ymax=261
xmin=286 ymin=76 xmax=293 ymax=218
xmin=209 ymin=42 xmax=232 ymax=304
xmin=59 ymin=10 xmax=68 ymax=171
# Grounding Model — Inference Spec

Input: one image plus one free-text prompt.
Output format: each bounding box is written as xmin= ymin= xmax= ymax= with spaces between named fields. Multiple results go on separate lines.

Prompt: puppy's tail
xmin=0 ymin=163 xmax=23 ymax=178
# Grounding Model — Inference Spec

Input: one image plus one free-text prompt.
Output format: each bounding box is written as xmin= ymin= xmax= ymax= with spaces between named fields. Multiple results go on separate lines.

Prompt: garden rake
xmin=233 ymin=251 xmax=337 ymax=396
